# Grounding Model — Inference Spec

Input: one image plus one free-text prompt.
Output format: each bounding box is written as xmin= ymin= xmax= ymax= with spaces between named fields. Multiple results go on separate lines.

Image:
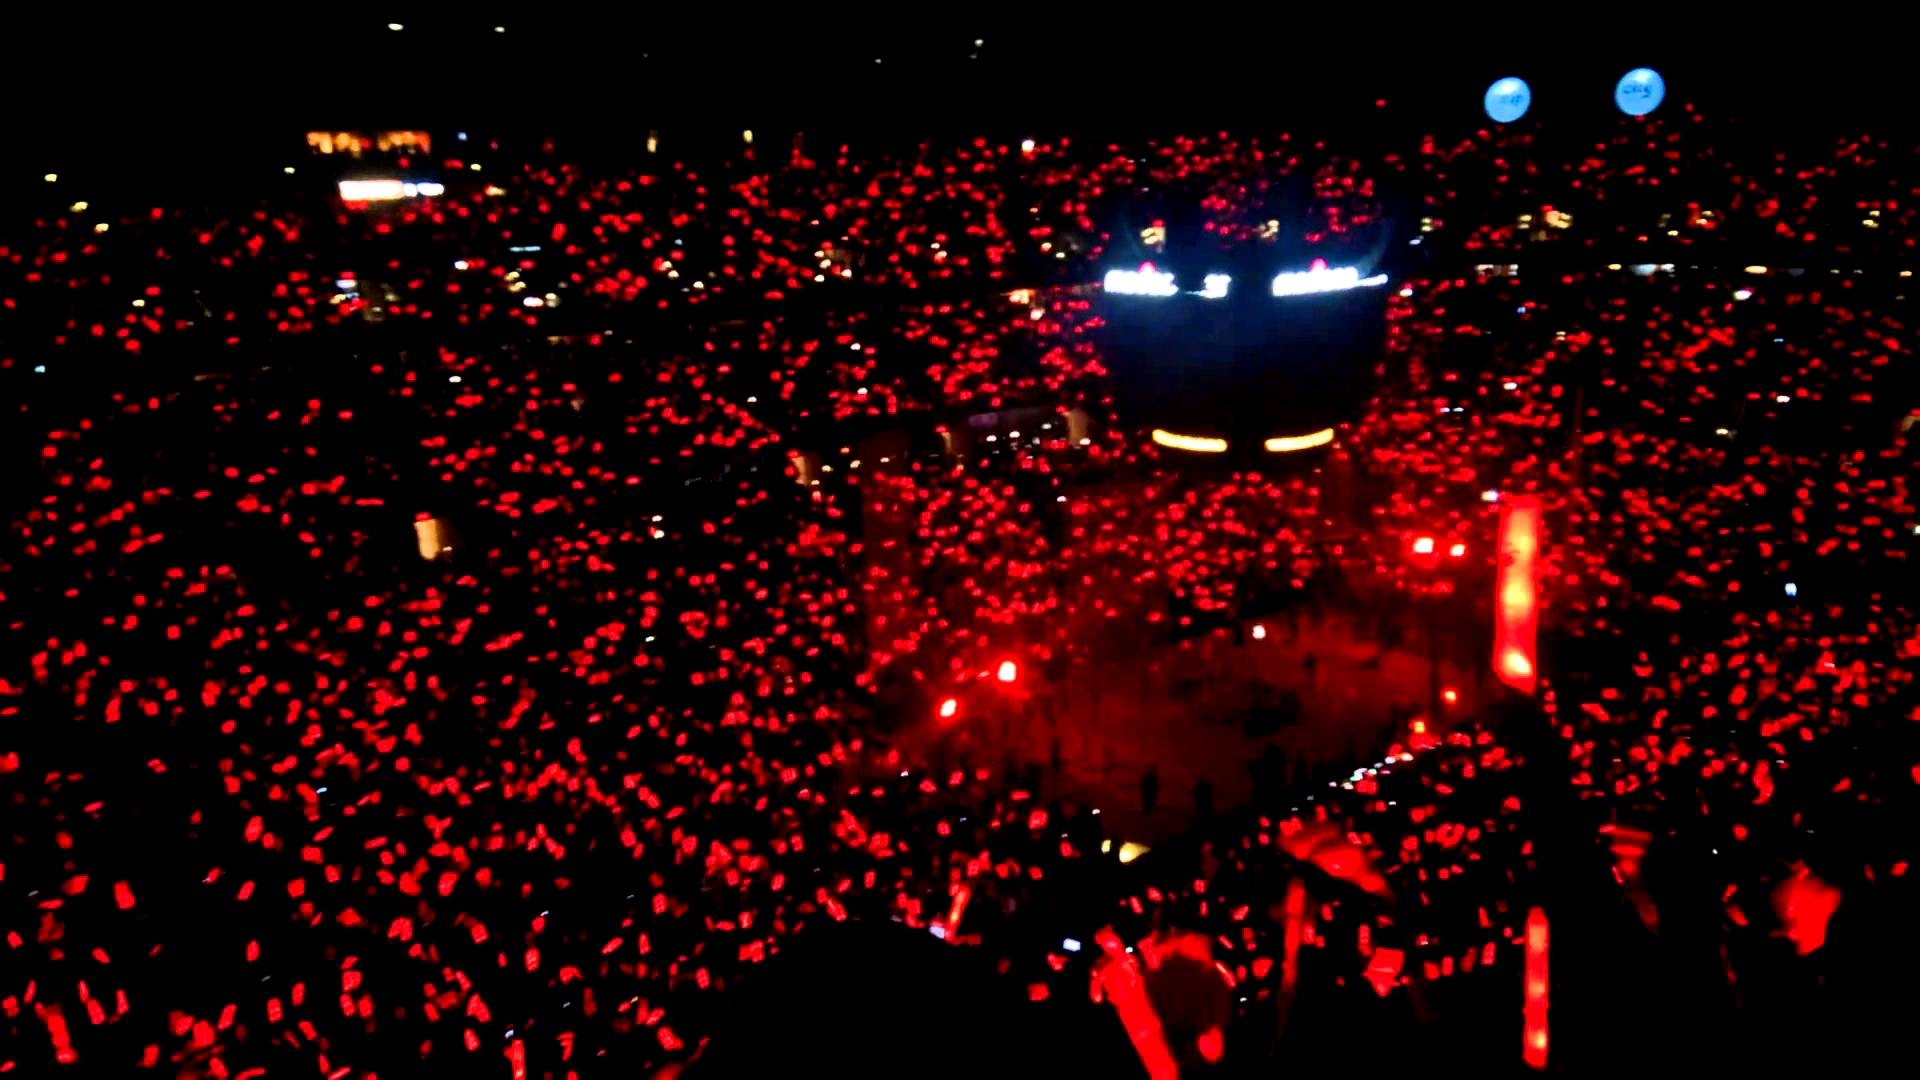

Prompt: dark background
xmin=4 ymin=6 xmax=1909 ymax=172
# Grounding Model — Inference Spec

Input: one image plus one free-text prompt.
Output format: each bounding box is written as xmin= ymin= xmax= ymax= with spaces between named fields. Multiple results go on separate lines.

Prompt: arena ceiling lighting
xmin=1103 ymin=265 xmax=1178 ymax=297
xmin=1270 ymin=264 xmax=1388 ymax=297
xmin=1263 ymin=427 xmax=1336 ymax=453
xmin=1150 ymin=429 xmax=1229 ymax=454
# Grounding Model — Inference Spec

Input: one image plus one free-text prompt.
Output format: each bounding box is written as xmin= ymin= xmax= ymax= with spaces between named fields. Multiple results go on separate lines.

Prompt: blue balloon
xmin=1484 ymin=77 xmax=1532 ymax=123
xmin=1615 ymin=67 xmax=1665 ymax=116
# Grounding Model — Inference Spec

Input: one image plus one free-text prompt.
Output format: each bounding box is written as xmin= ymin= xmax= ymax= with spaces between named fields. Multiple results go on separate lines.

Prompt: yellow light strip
xmin=1263 ymin=427 xmax=1336 ymax=453
xmin=1151 ymin=429 xmax=1229 ymax=454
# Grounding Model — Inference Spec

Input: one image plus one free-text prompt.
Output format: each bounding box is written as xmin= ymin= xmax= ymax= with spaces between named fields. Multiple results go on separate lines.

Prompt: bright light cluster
xmin=338 ymin=179 xmax=448 ymax=203
xmin=1270 ymin=265 xmax=1388 ymax=297
xmin=1263 ymin=427 xmax=1335 ymax=453
xmin=1150 ymin=429 xmax=1228 ymax=454
xmin=1103 ymin=266 xmax=1178 ymax=297
xmin=1195 ymin=273 xmax=1231 ymax=299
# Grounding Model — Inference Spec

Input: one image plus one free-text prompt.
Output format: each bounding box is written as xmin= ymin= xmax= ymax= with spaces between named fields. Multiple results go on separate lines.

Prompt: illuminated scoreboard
xmin=307 ymin=130 xmax=433 ymax=156
xmin=1095 ymin=257 xmax=1393 ymax=458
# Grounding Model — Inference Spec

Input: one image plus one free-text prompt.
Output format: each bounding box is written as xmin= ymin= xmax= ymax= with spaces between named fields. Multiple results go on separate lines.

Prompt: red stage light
xmin=996 ymin=660 xmax=1018 ymax=683
xmin=1523 ymin=907 xmax=1549 ymax=1070
xmin=1494 ymin=497 xmax=1542 ymax=693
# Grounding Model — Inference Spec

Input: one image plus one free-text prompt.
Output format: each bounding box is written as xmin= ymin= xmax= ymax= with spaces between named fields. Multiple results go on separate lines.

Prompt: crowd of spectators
xmin=2 ymin=111 xmax=1915 ymax=1076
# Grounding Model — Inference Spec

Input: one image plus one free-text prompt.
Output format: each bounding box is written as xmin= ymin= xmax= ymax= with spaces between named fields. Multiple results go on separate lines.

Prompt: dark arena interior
xmin=3 ymin=11 xmax=1918 ymax=1078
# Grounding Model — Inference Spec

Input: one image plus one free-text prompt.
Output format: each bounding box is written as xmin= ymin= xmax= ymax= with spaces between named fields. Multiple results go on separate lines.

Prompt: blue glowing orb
xmin=1615 ymin=67 xmax=1665 ymax=116
xmin=1484 ymin=77 xmax=1532 ymax=123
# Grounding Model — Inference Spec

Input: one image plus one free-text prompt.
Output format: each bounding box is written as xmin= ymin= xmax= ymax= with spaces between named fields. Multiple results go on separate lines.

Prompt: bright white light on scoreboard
xmin=1150 ymin=429 xmax=1229 ymax=454
xmin=1195 ymin=273 xmax=1231 ymax=299
xmin=1270 ymin=264 xmax=1388 ymax=297
xmin=1104 ymin=265 xmax=1178 ymax=297
xmin=1264 ymin=427 xmax=1336 ymax=453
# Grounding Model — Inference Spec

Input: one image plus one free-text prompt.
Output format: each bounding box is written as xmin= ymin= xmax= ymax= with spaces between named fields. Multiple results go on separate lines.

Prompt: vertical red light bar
xmin=1280 ymin=878 xmax=1307 ymax=995
xmin=1494 ymin=496 xmax=1542 ymax=693
xmin=1523 ymin=906 xmax=1549 ymax=1070
xmin=1094 ymin=928 xmax=1179 ymax=1080
xmin=946 ymin=881 xmax=973 ymax=939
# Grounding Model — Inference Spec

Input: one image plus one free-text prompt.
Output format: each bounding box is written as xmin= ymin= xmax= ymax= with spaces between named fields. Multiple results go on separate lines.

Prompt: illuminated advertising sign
xmin=308 ymin=130 xmax=434 ymax=156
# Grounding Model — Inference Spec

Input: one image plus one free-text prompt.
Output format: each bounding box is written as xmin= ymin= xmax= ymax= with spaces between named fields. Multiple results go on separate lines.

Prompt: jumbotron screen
xmin=1093 ymin=174 xmax=1401 ymax=457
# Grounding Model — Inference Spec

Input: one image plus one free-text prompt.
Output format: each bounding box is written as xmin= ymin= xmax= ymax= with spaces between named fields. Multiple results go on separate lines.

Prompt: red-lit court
xmin=900 ymin=576 xmax=1481 ymax=845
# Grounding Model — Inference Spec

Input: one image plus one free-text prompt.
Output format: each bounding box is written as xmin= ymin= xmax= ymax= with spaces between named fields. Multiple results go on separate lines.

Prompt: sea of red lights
xmin=1 ymin=118 xmax=1915 ymax=1075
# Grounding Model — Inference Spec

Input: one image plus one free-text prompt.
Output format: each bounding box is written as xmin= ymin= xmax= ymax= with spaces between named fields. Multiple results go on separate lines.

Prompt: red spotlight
xmin=1449 ymin=542 xmax=1467 ymax=558
xmin=938 ymin=697 xmax=959 ymax=721
xmin=1412 ymin=536 xmax=1436 ymax=555
xmin=1442 ymin=688 xmax=1459 ymax=705
xmin=1251 ymin=623 xmax=1267 ymax=640
xmin=996 ymin=660 xmax=1018 ymax=684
